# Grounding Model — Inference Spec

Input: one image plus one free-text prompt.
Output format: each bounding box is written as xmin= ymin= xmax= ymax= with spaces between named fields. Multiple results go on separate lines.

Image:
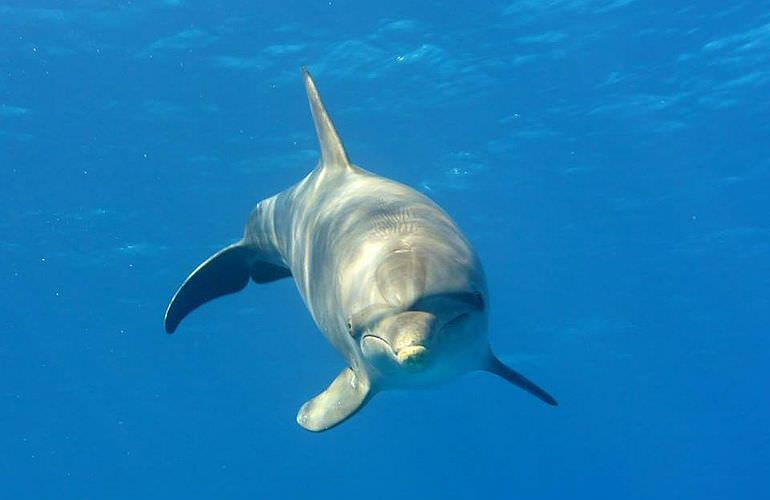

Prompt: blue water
xmin=2 ymin=1 xmax=768 ymax=498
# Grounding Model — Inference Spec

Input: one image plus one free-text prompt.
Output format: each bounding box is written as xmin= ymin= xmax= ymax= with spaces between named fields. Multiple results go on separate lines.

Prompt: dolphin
xmin=165 ymin=68 xmax=557 ymax=432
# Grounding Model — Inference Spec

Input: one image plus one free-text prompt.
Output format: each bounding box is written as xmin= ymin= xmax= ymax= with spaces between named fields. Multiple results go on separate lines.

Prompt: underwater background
xmin=1 ymin=0 xmax=768 ymax=498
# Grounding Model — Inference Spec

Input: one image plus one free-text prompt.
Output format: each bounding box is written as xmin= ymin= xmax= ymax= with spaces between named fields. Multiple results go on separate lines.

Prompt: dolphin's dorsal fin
xmin=302 ymin=67 xmax=351 ymax=169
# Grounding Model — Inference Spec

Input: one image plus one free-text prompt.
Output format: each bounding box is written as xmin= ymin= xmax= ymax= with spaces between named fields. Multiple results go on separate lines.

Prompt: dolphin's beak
xmin=395 ymin=345 xmax=429 ymax=371
xmin=362 ymin=335 xmax=431 ymax=372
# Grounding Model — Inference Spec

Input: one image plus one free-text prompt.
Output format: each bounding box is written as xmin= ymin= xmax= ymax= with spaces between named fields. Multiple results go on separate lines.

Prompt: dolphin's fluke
xmin=297 ymin=367 xmax=372 ymax=432
xmin=484 ymin=355 xmax=558 ymax=406
xmin=164 ymin=242 xmax=290 ymax=333
xmin=301 ymin=67 xmax=351 ymax=169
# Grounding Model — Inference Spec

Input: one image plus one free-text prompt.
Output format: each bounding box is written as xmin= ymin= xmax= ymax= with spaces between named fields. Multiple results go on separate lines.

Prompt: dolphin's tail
xmin=484 ymin=354 xmax=558 ymax=406
xmin=164 ymin=241 xmax=290 ymax=333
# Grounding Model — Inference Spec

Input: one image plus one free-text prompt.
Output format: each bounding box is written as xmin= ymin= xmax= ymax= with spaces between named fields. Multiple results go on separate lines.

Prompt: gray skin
xmin=165 ymin=69 xmax=557 ymax=432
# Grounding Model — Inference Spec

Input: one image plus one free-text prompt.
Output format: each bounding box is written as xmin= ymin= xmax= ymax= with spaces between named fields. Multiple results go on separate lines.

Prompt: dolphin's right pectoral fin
xmin=164 ymin=242 xmax=290 ymax=333
xmin=485 ymin=354 xmax=558 ymax=406
xmin=297 ymin=368 xmax=372 ymax=432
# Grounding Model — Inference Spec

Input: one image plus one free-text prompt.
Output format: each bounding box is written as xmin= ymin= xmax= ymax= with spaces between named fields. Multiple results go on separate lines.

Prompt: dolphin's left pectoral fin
xmin=484 ymin=355 xmax=558 ymax=406
xmin=296 ymin=368 xmax=372 ymax=432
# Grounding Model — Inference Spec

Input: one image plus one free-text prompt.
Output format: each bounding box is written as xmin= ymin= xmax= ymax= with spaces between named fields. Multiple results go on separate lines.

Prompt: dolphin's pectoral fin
xmin=484 ymin=355 xmax=558 ymax=406
xmin=296 ymin=368 xmax=372 ymax=432
xmin=250 ymin=261 xmax=291 ymax=283
xmin=164 ymin=242 xmax=289 ymax=333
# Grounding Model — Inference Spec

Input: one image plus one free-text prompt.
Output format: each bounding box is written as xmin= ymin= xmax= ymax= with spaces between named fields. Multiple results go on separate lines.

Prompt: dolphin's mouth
xmin=361 ymin=335 xmax=429 ymax=372
xmin=361 ymin=334 xmax=396 ymax=357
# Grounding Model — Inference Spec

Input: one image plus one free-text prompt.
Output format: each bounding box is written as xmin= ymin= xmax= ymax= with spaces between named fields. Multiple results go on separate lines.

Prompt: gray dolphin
xmin=165 ymin=68 xmax=557 ymax=432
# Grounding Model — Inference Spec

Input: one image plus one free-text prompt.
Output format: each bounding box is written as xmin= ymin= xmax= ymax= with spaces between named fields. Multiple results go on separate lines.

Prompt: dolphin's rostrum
xmin=165 ymin=68 xmax=558 ymax=432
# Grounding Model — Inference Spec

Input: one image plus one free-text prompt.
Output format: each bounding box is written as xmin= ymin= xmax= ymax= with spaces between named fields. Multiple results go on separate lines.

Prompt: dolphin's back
xmin=250 ymin=165 xmax=484 ymax=353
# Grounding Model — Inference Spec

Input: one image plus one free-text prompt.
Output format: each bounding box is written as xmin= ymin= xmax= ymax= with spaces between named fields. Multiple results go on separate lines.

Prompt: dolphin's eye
xmin=346 ymin=316 xmax=354 ymax=335
xmin=473 ymin=291 xmax=485 ymax=310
